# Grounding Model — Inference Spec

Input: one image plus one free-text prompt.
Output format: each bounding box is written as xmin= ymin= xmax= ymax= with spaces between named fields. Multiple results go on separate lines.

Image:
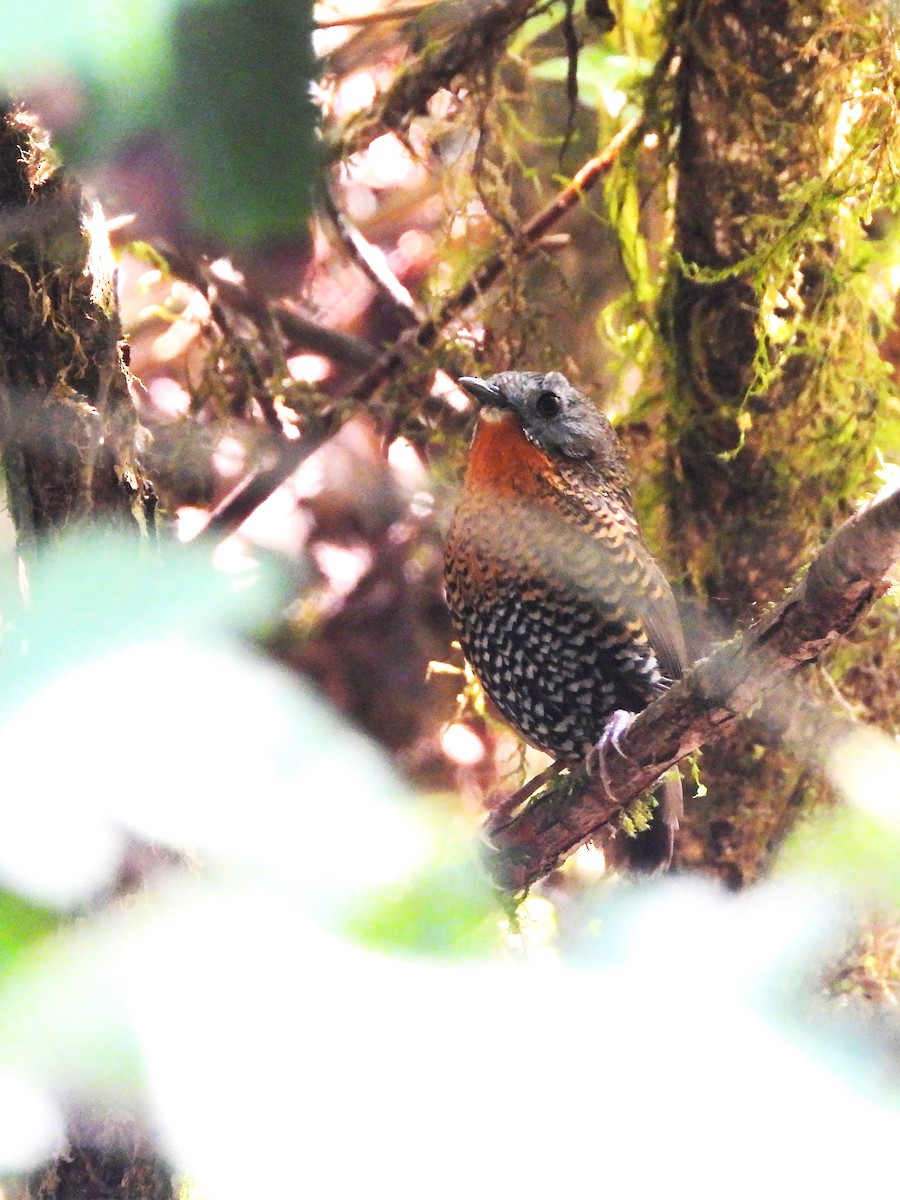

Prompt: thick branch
xmin=483 ymin=483 xmax=900 ymax=891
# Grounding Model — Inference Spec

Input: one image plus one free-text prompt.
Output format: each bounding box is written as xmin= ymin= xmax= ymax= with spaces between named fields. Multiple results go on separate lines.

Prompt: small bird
xmin=444 ymin=370 xmax=687 ymax=869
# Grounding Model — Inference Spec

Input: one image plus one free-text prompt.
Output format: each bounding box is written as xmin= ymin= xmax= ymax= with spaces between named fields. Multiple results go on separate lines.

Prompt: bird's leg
xmin=585 ymin=709 xmax=636 ymax=800
xmin=587 ymin=712 xmax=682 ymax=872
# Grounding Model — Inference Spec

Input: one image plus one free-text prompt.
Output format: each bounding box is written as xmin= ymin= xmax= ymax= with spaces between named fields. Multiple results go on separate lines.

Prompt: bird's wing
xmin=634 ymin=556 xmax=688 ymax=683
xmin=549 ymin=481 xmax=688 ymax=684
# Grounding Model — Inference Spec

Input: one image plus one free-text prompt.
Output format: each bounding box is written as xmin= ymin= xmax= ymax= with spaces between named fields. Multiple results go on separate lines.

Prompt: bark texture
xmin=7 ymin=1120 xmax=174 ymax=1200
xmin=659 ymin=0 xmax=892 ymax=883
xmin=0 ymin=102 xmax=156 ymax=552
xmin=0 ymin=103 xmax=171 ymax=1200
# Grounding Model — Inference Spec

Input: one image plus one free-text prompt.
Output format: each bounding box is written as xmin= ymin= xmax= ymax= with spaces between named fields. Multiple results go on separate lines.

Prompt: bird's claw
xmin=586 ymin=709 xmax=636 ymax=800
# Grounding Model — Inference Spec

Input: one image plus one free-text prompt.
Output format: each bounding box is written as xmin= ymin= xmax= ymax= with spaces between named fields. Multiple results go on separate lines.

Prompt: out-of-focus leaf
xmin=775 ymin=724 xmax=900 ymax=904
xmin=1 ymin=0 xmax=176 ymax=165
xmin=2 ymin=877 xmax=900 ymax=1199
xmin=509 ymin=0 xmax=584 ymax=55
xmin=0 ymin=893 xmax=60 ymax=975
xmin=0 ymin=921 xmax=148 ymax=1099
xmin=6 ymin=536 xmax=291 ymax=704
xmin=344 ymin=842 xmax=500 ymax=958
xmin=0 ymin=1071 xmax=63 ymax=1173
xmin=169 ymin=0 xmax=319 ymax=244
xmin=533 ymin=47 xmax=651 ymax=111
xmin=777 ymin=806 xmax=900 ymax=905
xmin=0 ymin=0 xmax=174 ymax=85
xmin=1 ymin=0 xmax=319 ymax=248
xmin=0 ymin=637 xmax=427 ymax=907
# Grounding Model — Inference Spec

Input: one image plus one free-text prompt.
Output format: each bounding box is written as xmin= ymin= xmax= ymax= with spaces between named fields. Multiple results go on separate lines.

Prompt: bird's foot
xmin=586 ymin=709 xmax=636 ymax=801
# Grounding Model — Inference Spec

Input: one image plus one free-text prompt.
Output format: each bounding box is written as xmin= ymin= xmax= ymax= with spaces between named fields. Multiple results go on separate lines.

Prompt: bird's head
xmin=459 ymin=370 xmax=622 ymax=464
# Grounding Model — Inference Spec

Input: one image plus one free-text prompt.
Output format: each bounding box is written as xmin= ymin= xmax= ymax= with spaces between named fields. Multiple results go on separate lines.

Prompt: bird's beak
xmin=458 ymin=376 xmax=504 ymax=409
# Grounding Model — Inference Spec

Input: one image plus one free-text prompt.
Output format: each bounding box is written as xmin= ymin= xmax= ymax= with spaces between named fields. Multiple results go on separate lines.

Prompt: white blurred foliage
xmin=0 ymin=877 xmax=896 ymax=1198
xmin=824 ymin=724 xmax=900 ymax=827
xmin=0 ymin=1071 xmax=63 ymax=1172
xmin=1 ymin=554 xmax=899 ymax=1193
xmin=0 ymin=638 xmax=427 ymax=906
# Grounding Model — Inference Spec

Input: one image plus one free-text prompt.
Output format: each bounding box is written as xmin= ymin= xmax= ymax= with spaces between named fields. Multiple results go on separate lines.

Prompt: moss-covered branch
xmin=331 ymin=0 xmax=539 ymax=159
xmin=483 ymin=480 xmax=900 ymax=891
xmin=0 ymin=100 xmax=171 ymax=1200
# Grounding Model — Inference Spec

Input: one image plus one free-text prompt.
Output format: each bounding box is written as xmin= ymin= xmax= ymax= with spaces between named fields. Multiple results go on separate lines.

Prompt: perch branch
xmin=482 ymin=481 xmax=900 ymax=891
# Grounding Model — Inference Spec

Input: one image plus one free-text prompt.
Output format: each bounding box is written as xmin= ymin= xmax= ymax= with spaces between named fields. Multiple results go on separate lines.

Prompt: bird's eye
xmin=535 ymin=390 xmax=561 ymax=419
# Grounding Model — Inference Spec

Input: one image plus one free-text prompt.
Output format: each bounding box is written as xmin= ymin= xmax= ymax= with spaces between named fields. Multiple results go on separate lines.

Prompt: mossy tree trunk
xmin=0 ymin=101 xmax=172 ymax=1200
xmin=0 ymin=101 xmax=156 ymax=555
xmin=659 ymin=0 xmax=897 ymax=880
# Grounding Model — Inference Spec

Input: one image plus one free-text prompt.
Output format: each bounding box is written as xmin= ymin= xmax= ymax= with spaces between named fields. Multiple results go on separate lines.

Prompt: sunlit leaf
xmin=532 ymin=48 xmax=651 ymax=111
xmin=344 ymin=841 xmax=500 ymax=958
xmin=0 ymin=892 xmax=60 ymax=975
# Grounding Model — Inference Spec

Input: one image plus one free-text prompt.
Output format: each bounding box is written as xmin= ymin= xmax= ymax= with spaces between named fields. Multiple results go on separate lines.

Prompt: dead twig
xmin=322 ymin=186 xmax=425 ymax=323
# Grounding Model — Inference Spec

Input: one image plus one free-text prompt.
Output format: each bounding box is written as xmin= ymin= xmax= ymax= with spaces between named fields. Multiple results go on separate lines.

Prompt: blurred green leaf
xmin=1 ymin=0 xmax=319 ymax=248
xmin=0 ymin=0 xmax=174 ymax=82
xmin=1 ymin=0 xmax=176 ymax=164
xmin=509 ymin=0 xmax=584 ymax=55
xmin=170 ymin=0 xmax=319 ymax=244
xmin=0 ymin=920 xmax=148 ymax=1098
xmin=533 ymin=47 xmax=651 ymax=110
xmin=4 ymin=536 xmax=291 ymax=705
xmin=344 ymin=841 xmax=500 ymax=958
xmin=777 ymin=805 xmax=900 ymax=904
xmin=0 ymin=892 xmax=60 ymax=976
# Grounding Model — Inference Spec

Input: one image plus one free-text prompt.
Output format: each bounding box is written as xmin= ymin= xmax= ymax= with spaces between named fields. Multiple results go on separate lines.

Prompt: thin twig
xmin=205 ymin=283 xmax=282 ymax=432
xmin=332 ymin=0 xmax=539 ymax=159
xmin=346 ymin=114 xmax=643 ymax=401
xmin=322 ymin=186 xmax=425 ymax=323
xmin=194 ymin=117 xmax=643 ymax=540
xmin=119 ymin=236 xmax=379 ymax=369
xmin=316 ymin=3 xmax=433 ymax=29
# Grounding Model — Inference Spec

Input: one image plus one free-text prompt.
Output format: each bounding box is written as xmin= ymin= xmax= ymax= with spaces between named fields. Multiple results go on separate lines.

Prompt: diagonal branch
xmin=482 ymin=481 xmax=900 ymax=891
xmin=196 ymin=116 xmax=643 ymax=540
